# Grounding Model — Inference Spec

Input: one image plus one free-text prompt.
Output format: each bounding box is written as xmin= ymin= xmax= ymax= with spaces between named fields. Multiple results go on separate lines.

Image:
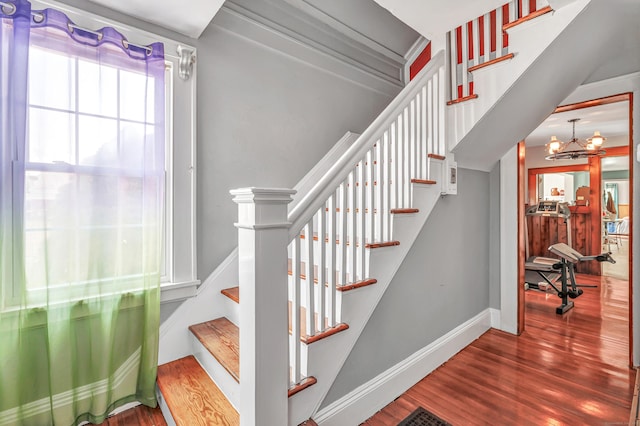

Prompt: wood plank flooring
xmin=102 ymin=404 xmax=167 ymax=425
xmin=364 ymin=274 xmax=634 ymax=425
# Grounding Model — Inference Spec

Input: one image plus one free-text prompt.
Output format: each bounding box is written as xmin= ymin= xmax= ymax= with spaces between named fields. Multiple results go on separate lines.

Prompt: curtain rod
xmin=0 ymin=1 xmax=154 ymax=55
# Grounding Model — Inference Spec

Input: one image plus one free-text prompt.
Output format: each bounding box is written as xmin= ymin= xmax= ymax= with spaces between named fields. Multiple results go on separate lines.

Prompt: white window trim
xmin=29 ymin=0 xmax=200 ymax=304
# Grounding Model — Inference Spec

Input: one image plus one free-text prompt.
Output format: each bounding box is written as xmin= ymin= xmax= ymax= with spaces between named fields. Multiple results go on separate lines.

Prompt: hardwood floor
xmin=364 ymin=274 xmax=634 ymax=425
xmin=102 ymin=404 xmax=166 ymax=425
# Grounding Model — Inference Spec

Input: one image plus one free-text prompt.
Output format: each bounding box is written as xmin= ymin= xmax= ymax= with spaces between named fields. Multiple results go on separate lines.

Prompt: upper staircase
xmin=445 ymin=0 xmax=635 ymax=170
xmin=154 ymin=0 xmax=611 ymax=424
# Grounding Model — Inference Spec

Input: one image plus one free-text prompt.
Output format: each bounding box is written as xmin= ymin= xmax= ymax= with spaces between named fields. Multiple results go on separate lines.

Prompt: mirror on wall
xmin=536 ymin=171 xmax=589 ymax=204
xmin=602 ymin=155 xmax=630 ymax=220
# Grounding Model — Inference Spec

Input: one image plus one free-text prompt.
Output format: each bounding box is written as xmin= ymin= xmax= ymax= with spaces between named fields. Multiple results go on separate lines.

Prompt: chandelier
xmin=545 ymin=118 xmax=606 ymax=160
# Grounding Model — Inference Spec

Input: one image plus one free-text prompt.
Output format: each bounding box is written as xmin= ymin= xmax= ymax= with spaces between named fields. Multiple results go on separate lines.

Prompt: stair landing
xmin=157 ymin=355 xmax=239 ymax=426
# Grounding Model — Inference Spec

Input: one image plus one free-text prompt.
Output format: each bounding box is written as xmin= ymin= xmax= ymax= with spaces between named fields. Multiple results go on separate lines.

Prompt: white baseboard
xmin=313 ymin=309 xmax=492 ymax=426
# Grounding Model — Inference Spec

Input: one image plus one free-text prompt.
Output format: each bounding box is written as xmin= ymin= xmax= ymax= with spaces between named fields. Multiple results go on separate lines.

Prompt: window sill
xmin=160 ymin=280 xmax=200 ymax=304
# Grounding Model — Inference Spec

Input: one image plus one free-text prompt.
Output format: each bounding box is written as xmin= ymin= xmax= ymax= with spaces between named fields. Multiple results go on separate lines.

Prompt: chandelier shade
xmin=545 ymin=118 xmax=607 ymax=160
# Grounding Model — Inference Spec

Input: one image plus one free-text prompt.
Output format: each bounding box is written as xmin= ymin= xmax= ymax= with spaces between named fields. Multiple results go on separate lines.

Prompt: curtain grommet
xmin=0 ymin=1 xmax=16 ymax=16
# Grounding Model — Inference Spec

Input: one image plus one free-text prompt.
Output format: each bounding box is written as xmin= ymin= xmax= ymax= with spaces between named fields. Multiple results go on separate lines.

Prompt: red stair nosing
xmin=468 ymin=53 xmax=514 ymax=73
xmin=288 ymin=302 xmax=350 ymax=344
xmin=390 ymin=208 xmax=419 ymax=214
xmin=337 ymin=278 xmax=377 ymax=292
xmin=288 ymin=376 xmax=317 ymax=398
xmin=365 ymin=241 xmax=400 ymax=249
xmin=410 ymin=179 xmax=437 ymax=185
xmin=503 ymin=6 xmax=552 ymax=31
xmin=302 ymin=323 xmax=349 ymax=344
xmin=447 ymin=94 xmax=478 ymax=105
xmin=221 ymin=287 xmax=239 ymax=303
xmin=288 ymin=261 xmax=378 ymax=293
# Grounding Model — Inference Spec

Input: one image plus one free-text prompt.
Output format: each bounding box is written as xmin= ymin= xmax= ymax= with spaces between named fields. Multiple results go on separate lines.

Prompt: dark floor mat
xmin=397 ymin=406 xmax=452 ymax=426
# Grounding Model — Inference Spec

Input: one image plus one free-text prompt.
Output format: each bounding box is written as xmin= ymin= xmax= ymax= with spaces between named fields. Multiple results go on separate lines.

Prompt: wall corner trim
xmin=313 ymin=309 xmax=492 ymax=426
xmin=489 ymin=307 xmax=502 ymax=329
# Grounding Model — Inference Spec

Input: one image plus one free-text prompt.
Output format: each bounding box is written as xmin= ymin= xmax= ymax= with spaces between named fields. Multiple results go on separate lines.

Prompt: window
xmin=11 ymin=0 xmax=198 ymax=305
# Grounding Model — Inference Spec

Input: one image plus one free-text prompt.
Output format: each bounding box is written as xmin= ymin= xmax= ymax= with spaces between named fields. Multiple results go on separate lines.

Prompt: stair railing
xmin=448 ymin=0 xmax=551 ymax=102
xmin=286 ymin=51 xmax=446 ymax=389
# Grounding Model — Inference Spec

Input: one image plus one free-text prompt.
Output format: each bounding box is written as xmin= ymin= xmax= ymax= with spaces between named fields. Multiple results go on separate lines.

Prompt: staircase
xmin=154 ymin=1 xmax=599 ymax=424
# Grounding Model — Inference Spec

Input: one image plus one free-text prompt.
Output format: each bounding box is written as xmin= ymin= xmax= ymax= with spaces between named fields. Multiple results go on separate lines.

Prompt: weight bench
xmin=525 ymin=256 xmax=561 ymax=293
xmin=547 ymin=243 xmax=616 ymax=315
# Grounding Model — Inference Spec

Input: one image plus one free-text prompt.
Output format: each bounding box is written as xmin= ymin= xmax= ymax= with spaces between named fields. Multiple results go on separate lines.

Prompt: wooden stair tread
xmin=503 ymin=5 xmax=552 ymax=30
xmin=410 ymin=178 xmax=437 ymax=185
xmin=189 ymin=318 xmax=240 ymax=382
xmin=427 ymin=153 xmax=446 ymax=161
xmin=221 ymin=287 xmax=239 ymax=303
xmin=446 ymin=94 xmax=478 ymax=105
xmin=157 ymin=356 xmax=239 ymax=426
xmin=289 ymin=376 xmax=318 ymax=398
xmin=287 ymin=259 xmax=377 ymax=290
xmin=288 ymin=302 xmax=349 ymax=344
xmin=390 ymin=208 xmax=419 ymax=214
xmin=336 ymin=278 xmax=377 ymax=292
xmin=468 ymin=53 xmax=514 ymax=73
xmin=365 ymin=241 xmax=400 ymax=249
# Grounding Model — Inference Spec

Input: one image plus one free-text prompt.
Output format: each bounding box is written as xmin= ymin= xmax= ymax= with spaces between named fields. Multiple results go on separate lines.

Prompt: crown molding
xmin=213 ymin=0 xmax=404 ymax=95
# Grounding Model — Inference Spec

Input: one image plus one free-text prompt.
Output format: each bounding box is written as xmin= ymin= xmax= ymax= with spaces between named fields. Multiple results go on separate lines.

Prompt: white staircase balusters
xmin=283 ymin=52 xmax=447 ymax=418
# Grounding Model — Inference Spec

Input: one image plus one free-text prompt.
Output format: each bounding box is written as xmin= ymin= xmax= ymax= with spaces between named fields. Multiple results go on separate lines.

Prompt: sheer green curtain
xmin=0 ymin=3 xmax=166 ymax=425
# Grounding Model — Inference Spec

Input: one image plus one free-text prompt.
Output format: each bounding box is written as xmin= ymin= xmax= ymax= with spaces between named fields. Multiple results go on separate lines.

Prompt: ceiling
xmin=371 ymin=0 xmax=507 ymax=41
xmin=85 ymin=0 xmax=226 ymax=38
xmin=524 ymin=101 xmax=630 ymax=148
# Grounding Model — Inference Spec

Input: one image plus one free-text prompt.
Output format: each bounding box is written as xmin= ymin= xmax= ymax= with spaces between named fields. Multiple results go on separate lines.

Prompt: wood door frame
xmin=518 ymin=93 xmax=634 ymax=366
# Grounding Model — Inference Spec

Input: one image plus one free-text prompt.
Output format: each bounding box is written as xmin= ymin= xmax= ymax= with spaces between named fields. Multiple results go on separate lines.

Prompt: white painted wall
xmin=612 ymin=180 xmax=630 ymax=205
xmin=489 ymin=163 xmax=501 ymax=309
xmin=499 ymin=146 xmax=519 ymax=334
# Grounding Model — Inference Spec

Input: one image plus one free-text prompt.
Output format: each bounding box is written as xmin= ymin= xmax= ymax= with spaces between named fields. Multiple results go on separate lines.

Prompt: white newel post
xmin=231 ymin=187 xmax=296 ymax=426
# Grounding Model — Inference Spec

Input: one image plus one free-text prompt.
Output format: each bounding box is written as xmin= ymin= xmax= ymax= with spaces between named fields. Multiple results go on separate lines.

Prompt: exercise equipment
xmin=547 ymin=243 xmax=615 ymax=314
xmin=524 ymin=201 xmax=572 ymax=292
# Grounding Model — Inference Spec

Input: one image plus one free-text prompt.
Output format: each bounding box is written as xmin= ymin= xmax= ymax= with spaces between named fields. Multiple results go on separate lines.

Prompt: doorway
xmin=601 ymin=153 xmax=630 ymax=280
xmin=519 ymin=93 xmax=633 ymax=365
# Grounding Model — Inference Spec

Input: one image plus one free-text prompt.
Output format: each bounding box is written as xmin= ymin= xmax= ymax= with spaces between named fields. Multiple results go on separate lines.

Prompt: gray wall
xmin=196 ymin=12 xmax=401 ymax=280
xmin=321 ymin=168 xmax=491 ymax=407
